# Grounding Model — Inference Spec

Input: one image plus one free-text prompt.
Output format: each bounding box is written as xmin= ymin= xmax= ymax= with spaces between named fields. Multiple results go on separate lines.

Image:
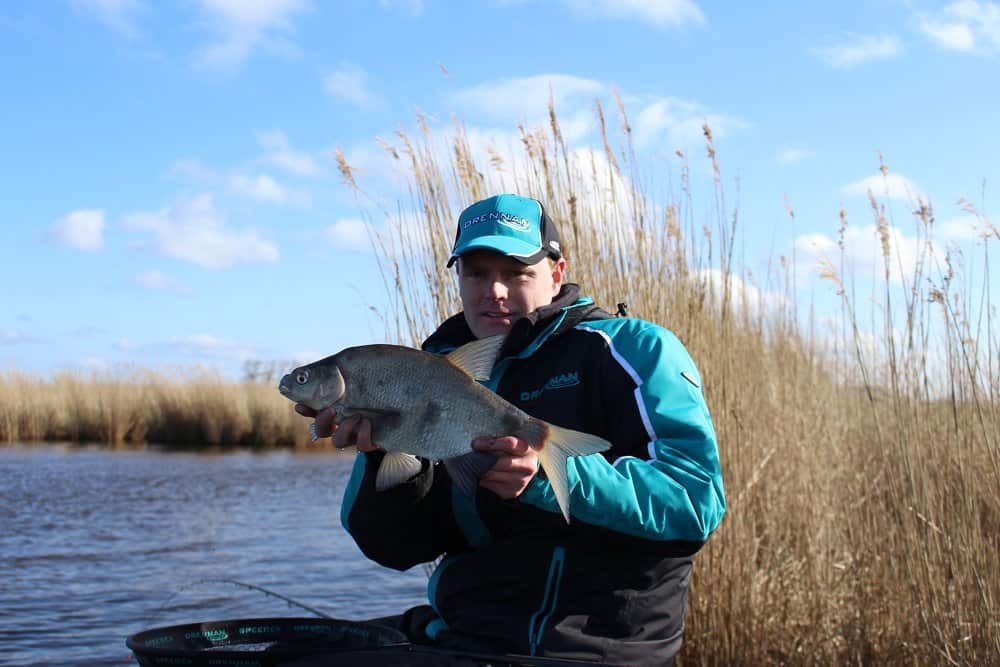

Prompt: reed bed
xmin=345 ymin=101 xmax=999 ymax=664
xmin=0 ymin=368 xmax=314 ymax=449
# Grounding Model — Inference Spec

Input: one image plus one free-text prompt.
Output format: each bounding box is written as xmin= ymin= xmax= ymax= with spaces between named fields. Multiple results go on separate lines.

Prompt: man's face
xmin=457 ymin=250 xmax=566 ymax=339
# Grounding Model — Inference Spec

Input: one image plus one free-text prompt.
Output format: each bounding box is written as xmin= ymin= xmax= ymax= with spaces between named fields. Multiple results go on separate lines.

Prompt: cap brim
xmin=446 ymin=235 xmax=549 ymax=267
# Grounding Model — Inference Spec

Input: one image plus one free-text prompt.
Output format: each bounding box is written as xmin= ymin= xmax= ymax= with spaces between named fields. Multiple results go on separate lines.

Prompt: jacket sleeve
xmin=340 ymin=451 xmax=467 ymax=570
xmin=519 ymin=319 xmax=726 ymax=543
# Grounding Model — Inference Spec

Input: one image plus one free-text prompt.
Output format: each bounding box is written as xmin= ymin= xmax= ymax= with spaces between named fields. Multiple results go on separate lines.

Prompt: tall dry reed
xmin=341 ymin=98 xmax=998 ymax=664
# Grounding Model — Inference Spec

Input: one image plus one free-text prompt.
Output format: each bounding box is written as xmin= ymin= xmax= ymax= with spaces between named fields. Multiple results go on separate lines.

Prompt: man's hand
xmin=294 ymin=404 xmax=382 ymax=452
xmin=472 ymin=435 xmax=539 ymax=499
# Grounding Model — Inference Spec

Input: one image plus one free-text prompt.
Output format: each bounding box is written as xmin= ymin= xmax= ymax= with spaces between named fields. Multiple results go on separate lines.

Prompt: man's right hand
xmin=294 ymin=404 xmax=382 ymax=452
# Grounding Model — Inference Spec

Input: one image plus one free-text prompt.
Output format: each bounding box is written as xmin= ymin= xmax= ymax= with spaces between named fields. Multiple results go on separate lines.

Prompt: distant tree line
xmin=241 ymin=359 xmax=303 ymax=384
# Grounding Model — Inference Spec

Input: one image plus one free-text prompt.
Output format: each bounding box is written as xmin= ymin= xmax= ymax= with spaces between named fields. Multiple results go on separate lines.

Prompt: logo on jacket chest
xmin=519 ymin=371 xmax=580 ymax=402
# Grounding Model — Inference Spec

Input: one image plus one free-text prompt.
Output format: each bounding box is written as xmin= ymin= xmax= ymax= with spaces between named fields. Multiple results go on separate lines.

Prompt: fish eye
xmin=295 ymin=370 xmax=309 ymax=384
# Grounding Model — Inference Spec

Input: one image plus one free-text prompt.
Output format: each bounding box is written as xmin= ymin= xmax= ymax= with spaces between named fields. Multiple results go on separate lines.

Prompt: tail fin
xmin=517 ymin=418 xmax=611 ymax=523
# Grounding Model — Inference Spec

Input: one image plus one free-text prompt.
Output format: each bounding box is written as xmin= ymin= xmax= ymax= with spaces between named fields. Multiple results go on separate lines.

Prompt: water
xmin=0 ymin=444 xmax=429 ymax=666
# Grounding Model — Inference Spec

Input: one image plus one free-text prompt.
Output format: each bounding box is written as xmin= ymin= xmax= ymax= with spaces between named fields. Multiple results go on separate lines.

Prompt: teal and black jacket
xmin=340 ymin=284 xmax=726 ymax=666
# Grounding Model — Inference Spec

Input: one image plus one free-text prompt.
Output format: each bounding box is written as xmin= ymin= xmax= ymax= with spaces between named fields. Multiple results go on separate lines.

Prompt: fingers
xmin=471 ymin=435 xmax=531 ymax=457
xmin=471 ymin=435 xmax=536 ymax=498
xmin=297 ymin=404 xmax=381 ymax=451
xmin=355 ymin=418 xmax=382 ymax=453
xmin=332 ymin=414 xmax=360 ymax=449
xmin=295 ymin=404 xmax=318 ymax=418
xmin=484 ymin=452 xmax=538 ymax=478
xmin=328 ymin=414 xmax=382 ymax=452
xmin=478 ymin=447 xmax=539 ymax=499
xmin=312 ymin=407 xmax=338 ymax=439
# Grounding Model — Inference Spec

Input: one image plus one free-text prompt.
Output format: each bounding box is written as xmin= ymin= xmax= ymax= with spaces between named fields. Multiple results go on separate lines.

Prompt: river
xmin=0 ymin=444 xmax=429 ymax=666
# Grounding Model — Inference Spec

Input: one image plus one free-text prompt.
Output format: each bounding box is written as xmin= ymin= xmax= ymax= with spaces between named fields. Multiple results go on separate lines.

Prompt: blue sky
xmin=2 ymin=0 xmax=998 ymax=379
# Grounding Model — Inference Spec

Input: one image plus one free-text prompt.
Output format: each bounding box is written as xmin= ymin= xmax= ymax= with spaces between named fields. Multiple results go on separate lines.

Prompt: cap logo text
xmin=462 ymin=210 xmax=531 ymax=233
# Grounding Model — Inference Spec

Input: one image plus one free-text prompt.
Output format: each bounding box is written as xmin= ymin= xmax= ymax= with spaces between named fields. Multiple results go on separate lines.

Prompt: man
xmin=298 ymin=193 xmax=725 ymax=665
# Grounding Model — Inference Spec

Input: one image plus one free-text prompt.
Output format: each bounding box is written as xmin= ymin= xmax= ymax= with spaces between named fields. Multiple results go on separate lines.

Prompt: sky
xmin=2 ymin=0 xmax=998 ymax=380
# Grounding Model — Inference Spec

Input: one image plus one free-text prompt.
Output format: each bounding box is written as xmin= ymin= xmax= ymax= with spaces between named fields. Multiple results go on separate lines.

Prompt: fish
xmin=278 ymin=334 xmax=611 ymax=522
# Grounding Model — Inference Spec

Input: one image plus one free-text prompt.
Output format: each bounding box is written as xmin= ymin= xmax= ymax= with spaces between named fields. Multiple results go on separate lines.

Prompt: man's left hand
xmin=472 ymin=435 xmax=539 ymax=499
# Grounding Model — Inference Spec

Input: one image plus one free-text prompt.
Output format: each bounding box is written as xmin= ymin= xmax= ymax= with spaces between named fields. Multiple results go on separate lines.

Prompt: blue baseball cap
xmin=446 ymin=194 xmax=563 ymax=268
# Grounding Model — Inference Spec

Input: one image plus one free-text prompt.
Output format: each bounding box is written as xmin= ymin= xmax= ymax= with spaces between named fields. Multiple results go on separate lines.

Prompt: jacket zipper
xmin=528 ymin=546 xmax=566 ymax=655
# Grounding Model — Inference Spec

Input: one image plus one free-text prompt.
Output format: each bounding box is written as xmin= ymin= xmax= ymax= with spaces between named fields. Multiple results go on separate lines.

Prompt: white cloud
xmin=633 ymin=97 xmax=745 ymax=150
xmin=1 ymin=329 xmax=41 ymax=345
xmin=170 ymin=158 xmax=220 ymax=183
xmin=794 ymin=223 xmax=945 ymax=286
xmin=696 ymin=268 xmax=788 ymax=317
xmin=258 ymin=130 xmax=320 ymax=175
xmin=843 ymin=173 xmax=924 ymax=203
xmin=173 ymin=151 xmax=311 ymax=199
xmin=407 ymin=76 xmax=742 ymax=162
xmin=131 ymin=269 xmax=189 ymax=294
xmin=808 ymin=316 xmax=889 ymax=387
xmin=194 ymin=0 xmax=311 ymax=69
xmin=324 ymin=62 xmax=382 ymax=110
xmin=940 ymin=215 xmax=988 ymax=241
xmin=795 ymin=233 xmax=837 ymax=255
xmin=115 ymin=337 xmax=138 ymax=351
xmin=71 ymin=0 xmax=144 ymax=38
xmin=325 ymin=218 xmax=371 ymax=252
xmin=48 ymin=209 xmax=107 ymax=251
xmin=919 ymin=20 xmax=977 ymax=50
xmin=168 ymin=334 xmax=256 ymax=360
xmin=812 ymin=34 xmax=902 ymax=68
xmin=775 ymin=147 xmax=813 ymax=164
xmin=117 ymin=334 xmax=256 ymax=361
xmin=559 ymin=0 xmax=704 ymax=26
xmin=229 ymin=173 xmax=292 ymax=203
xmin=448 ymin=74 xmax=605 ymax=123
xmin=917 ymin=1 xmax=1000 ymax=54
xmin=557 ymin=108 xmax=601 ymax=144
xmin=335 ymin=141 xmax=408 ymax=193
xmin=122 ymin=193 xmax=279 ymax=269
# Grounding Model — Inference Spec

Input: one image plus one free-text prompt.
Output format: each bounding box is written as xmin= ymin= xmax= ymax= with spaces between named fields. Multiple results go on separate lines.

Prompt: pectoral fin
xmin=375 ymin=452 xmax=424 ymax=491
xmin=444 ymin=450 xmax=499 ymax=497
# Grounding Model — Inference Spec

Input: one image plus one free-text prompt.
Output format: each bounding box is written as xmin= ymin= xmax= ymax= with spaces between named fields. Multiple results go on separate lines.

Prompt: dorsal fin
xmin=444 ymin=334 xmax=505 ymax=381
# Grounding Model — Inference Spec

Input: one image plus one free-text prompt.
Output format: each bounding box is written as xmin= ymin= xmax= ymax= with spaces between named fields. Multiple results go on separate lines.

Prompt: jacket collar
xmin=421 ymin=284 xmax=611 ymax=357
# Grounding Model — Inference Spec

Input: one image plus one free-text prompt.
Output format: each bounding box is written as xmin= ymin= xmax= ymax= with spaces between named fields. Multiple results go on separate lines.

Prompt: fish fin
xmin=375 ymin=452 xmax=424 ymax=491
xmin=517 ymin=418 xmax=611 ymax=523
xmin=444 ymin=451 xmax=498 ymax=497
xmin=444 ymin=334 xmax=506 ymax=381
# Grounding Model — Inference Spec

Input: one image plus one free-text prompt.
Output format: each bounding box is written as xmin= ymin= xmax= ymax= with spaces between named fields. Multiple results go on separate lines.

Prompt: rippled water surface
xmin=0 ymin=445 xmax=428 ymax=666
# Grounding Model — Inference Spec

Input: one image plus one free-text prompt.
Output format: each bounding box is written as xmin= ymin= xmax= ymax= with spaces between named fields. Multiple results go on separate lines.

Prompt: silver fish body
xmin=279 ymin=335 xmax=610 ymax=521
